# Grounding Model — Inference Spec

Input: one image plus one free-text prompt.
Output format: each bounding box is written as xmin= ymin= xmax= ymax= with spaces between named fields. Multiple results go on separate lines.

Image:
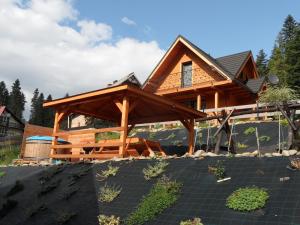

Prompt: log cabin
xmin=143 ymin=35 xmax=266 ymax=112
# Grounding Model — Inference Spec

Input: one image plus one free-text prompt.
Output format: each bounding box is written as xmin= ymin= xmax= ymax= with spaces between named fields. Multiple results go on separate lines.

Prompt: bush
xmin=259 ymin=85 xmax=298 ymax=104
xmin=99 ymin=184 xmax=122 ymax=203
xmin=243 ymin=127 xmax=256 ymax=135
xmin=180 ymin=218 xmax=203 ymax=225
xmin=97 ymin=163 xmax=119 ymax=181
xmin=226 ymin=186 xmax=269 ymax=212
xmin=126 ymin=176 xmax=182 ymax=225
xmin=208 ymin=160 xmax=226 ymax=180
xmin=143 ymin=160 xmax=169 ymax=180
xmin=0 ymin=145 xmax=20 ymax=165
xmin=98 ymin=214 xmax=120 ymax=225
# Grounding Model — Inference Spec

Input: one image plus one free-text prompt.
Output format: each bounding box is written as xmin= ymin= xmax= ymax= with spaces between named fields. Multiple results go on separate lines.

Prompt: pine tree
xmin=43 ymin=95 xmax=54 ymax=127
xmin=35 ymin=93 xmax=45 ymax=126
xmin=268 ymin=45 xmax=287 ymax=85
xmin=8 ymin=79 xmax=26 ymax=119
xmin=29 ymin=88 xmax=39 ymax=124
xmin=256 ymin=49 xmax=269 ymax=76
xmin=286 ymin=28 xmax=300 ymax=92
xmin=0 ymin=81 xmax=9 ymax=106
xmin=277 ymin=15 xmax=298 ymax=52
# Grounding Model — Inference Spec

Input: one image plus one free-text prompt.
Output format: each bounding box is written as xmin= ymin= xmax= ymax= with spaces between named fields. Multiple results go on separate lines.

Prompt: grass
xmin=126 ymin=175 xmax=182 ymax=225
xmin=96 ymin=132 xmax=120 ymax=141
xmin=180 ymin=218 xmax=203 ymax=225
xmin=96 ymin=163 xmax=119 ymax=181
xmin=0 ymin=171 xmax=6 ymax=178
xmin=98 ymin=214 xmax=120 ymax=225
xmin=226 ymin=186 xmax=269 ymax=212
xmin=237 ymin=142 xmax=248 ymax=149
xmin=0 ymin=145 xmax=20 ymax=165
xmin=143 ymin=160 xmax=169 ymax=180
xmin=259 ymin=135 xmax=271 ymax=142
xmin=99 ymin=184 xmax=122 ymax=203
xmin=243 ymin=127 xmax=256 ymax=135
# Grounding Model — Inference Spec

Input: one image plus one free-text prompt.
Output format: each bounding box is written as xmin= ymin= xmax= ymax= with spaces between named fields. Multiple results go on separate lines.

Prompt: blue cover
xmin=26 ymin=136 xmax=69 ymax=143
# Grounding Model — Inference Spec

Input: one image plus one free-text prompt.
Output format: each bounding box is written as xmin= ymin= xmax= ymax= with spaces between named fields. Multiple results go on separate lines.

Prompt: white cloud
xmin=121 ymin=16 xmax=136 ymax=26
xmin=0 ymin=0 xmax=164 ymax=119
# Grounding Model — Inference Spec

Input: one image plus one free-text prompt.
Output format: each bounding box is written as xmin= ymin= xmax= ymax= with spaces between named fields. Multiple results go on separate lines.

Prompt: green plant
xmin=148 ymin=132 xmax=156 ymax=140
xmin=208 ymin=160 xmax=226 ymax=180
xmin=6 ymin=180 xmax=24 ymax=197
xmin=143 ymin=160 xmax=169 ymax=180
xmin=0 ymin=145 xmax=20 ymax=165
xmin=98 ymin=214 xmax=120 ymax=225
xmin=244 ymin=127 xmax=256 ymax=135
xmin=0 ymin=171 xmax=6 ymax=178
xmin=99 ymin=184 xmax=122 ymax=203
xmin=97 ymin=163 xmax=119 ymax=181
xmin=280 ymin=118 xmax=289 ymax=127
xmin=259 ymin=135 xmax=271 ymax=142
xmin=226 ymin=186 xmax=269 ymax=212
xmin=237 ymin=142 xmax=248 ymax=149
xmin=166 ymin=132 xmax=176 ymax=140
xmin=180 ymin=218 xmax=203 ymax=225
xmin=126 ymin=175 xmax=182 ymax=225
xmin=259 ymin=85 xmax=298 ymax=104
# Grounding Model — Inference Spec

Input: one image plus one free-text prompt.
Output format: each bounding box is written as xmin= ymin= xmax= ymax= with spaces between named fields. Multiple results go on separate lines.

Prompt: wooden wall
xmin=155 ymin=45 xmax=225 ymax=92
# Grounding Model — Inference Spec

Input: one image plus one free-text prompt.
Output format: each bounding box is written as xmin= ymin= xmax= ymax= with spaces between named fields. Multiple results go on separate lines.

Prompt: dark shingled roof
xmin=216 ymin=51 xmax=251 ymax=77
xmin=246 ymin=77 xmax=266 ymax=94
xmin=108 ymin=72 xmax=142 ymax=88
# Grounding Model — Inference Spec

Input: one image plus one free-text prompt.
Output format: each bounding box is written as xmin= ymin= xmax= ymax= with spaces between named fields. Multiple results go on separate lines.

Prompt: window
xmin=181 ymin=62 xmax=192 ymax=87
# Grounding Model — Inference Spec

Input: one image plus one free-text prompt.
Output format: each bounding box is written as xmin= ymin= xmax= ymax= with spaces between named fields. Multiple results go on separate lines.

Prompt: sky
xmin=0 ymin=0 xmax=299 ymax=119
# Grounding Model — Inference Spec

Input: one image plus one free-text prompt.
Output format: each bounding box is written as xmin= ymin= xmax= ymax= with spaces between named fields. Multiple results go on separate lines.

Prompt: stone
xmin=282 ymin=150 xmax=290 ymax=157
xmin=297 ymin=152 xmax=300 ymax=156
xmin=235 ymin=153 xmax=243 ymax=157
xmin=241 ymin=152 xmax=251 ymax=157
xmin=149 ymin=151 xmax=156 ymax=158
xmin=206 ymin=152 xmax=218 ymax=157
xmin=264 ymin=153 xmax=272 ymax=157
xmin=272 ymin=152 xmax=282 ymax=157
xmin=251 ymin=150 xmax=259 ymax=157
xmin=288 ymin=150 xmax=298 ymax=156
xmin=181 ymin=153 xmax=189 ymax=158
xmin=39 ymin=160 xmax=51 ymax=166
xmin=194 ymin=150 xmax=205 ymax=157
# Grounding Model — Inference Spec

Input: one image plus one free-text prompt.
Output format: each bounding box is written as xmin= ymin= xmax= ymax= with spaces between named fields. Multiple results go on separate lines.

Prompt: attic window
xmin=181 ymin=62 xmax=192 ymax=88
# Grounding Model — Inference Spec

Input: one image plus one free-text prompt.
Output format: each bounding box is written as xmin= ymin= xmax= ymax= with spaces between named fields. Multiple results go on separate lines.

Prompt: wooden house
xmin=0 ymin=106 xmax=24 ymax=144
xmin=143 ymin=35 xmax=266 ymax=112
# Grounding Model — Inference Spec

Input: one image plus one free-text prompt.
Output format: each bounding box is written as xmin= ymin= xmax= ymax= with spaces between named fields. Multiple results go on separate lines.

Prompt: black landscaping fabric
xmin=1 ymin=157 xmax=299 ymax=225
xmin=136 ymin=121 xmax=289 ymax=155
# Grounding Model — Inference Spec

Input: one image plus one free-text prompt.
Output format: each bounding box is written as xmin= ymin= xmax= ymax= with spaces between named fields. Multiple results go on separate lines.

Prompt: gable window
xmin=181 ymin=62 xmax=192 ymax=87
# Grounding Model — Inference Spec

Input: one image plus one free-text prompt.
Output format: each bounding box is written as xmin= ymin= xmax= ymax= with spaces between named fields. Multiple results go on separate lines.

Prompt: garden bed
xmin=0 ymin=157 xmax=300 ymax=225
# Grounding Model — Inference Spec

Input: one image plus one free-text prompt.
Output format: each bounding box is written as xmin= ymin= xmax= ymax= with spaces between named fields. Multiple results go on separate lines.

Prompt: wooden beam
xmin=114 ymin=99 xmax=123 ymax=112
xmin=278 ymin=105 xmax=297 ymax=131
xmin=214 ymin=91 xmax=219 ymax=109
xmin=52 ymin=142 xmax=122 ymax=149
xmin=197 ymin=94 xmax=201 ymax=111
xmin=213 ymin=110 xmax=235 ymax=137
xmin=51 ymin=111 xmax=60 ymax=158
xmin=54 ymin=127 xmax=124 ymax=136
xmin=188 ymin=119 xmax=195 ymax=154
xmin=129 ymin=100 xmax=139 ymax=113
xmin=119 ymin=95 xmax=129 ymax=157
xmin=128 ymin=124 xmax=136 ymax=134
xmin=50 ymin=154 xmax=119 ymax=159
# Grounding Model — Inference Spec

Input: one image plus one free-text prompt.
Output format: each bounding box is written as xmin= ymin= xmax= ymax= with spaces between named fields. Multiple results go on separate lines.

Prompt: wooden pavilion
xmin=43 ymin=84 xmax=206 ymax=159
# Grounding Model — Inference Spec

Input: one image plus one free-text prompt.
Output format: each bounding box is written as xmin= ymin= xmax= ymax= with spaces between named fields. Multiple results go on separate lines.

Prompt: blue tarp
xmin=26 ymin=135 xmax=69 ymax=143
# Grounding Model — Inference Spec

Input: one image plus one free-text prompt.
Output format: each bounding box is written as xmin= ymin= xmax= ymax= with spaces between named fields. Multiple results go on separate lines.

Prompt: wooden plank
xmin=51 ymin=111 xmax=60 ymax=158
xmin=188 ymin=119 xmax=195 ymax=154
xmin=214 ymin=91 xmax=219 ymax=109
xmin=55 ymin=127 xmax=124 ymax=136
xmin=278 ymin=106 xmax=297 ymax=131
xmin=197 ymin=94 xmax=201 ymax=111
xmin=51 ymin=142 xmax=122 ymax=149
xmin=213 ymin=110 xmax=235 ymax=137
xmin=114 ymin=99 xmax=123 ymax=112
xmin=50 ymin=154 xmax=119 ymax=159
xmin=119 ymin=95 xmax=129 ymax=156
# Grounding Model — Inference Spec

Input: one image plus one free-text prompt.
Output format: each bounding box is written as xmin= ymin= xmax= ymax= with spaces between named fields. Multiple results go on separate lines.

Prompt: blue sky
xmin=0 ymin=0 xmax=299 ymax=119
xmin=75 ymin=0 xmax=300 ymax=58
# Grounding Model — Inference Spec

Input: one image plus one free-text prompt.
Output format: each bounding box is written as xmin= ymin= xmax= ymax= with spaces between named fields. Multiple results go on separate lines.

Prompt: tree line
xmin=255 ymin=14 xmax=300 ymax=92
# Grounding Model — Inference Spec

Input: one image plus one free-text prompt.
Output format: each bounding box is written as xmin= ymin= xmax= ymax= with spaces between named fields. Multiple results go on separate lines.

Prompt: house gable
xmin=143 ymin=36 xmax=231 ymax=93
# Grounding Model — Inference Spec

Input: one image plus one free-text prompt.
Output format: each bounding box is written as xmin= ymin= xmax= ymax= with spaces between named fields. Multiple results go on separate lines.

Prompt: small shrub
xmin=97 ymin=163 xmax=119 ymax=181
xmin=99 ymin=184 xmax=122 ymax=203
xmin=244 ymin=127 xmax=256 ymax=135
xmin=0 ymin=199 xmax=18 ymax=218
xmin=126 ymin=175 xmax=182 ymax=225
xmin=208 ymin=160 xmax=226 ymax=180
xmin=6 ymin=180 xmax=24 ymax=197
xmin=57 ymin=211 xmax=77 ymax=224
xmin=0 ymin=145 xmax=20 ymax=165
xmin=0 ymin=171 xmax=6 ymax=178
xmin=226 ymin=186 xmax=269 ymax=212
xmin=259 ymin=135 xmax=271 ymax=142
xmin=143 ymin=160 xmax=169 ymax=180
xmin=98 ymin=214 xmax=120 ymax=225
xmin=180 ymin=218 xmax=203 ymax=225
xmin=280 ymin=119 xmax=289 ymax=127
xmin=237 ymin=142 xmax=248 ymax=149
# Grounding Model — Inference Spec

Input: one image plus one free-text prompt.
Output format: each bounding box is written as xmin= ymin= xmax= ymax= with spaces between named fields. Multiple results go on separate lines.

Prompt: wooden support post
xmin=214 ymin=91 xmax=219 ymax=109
xmin=119 ymin=96 xmax=129 ymax=157
xmin=197 ymin=94 xmax=201 ymax=111
xmin=188 ymin=119 xmax=195 ymax=155
xmin=51 ymin=111 xmax=60 ymax=160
